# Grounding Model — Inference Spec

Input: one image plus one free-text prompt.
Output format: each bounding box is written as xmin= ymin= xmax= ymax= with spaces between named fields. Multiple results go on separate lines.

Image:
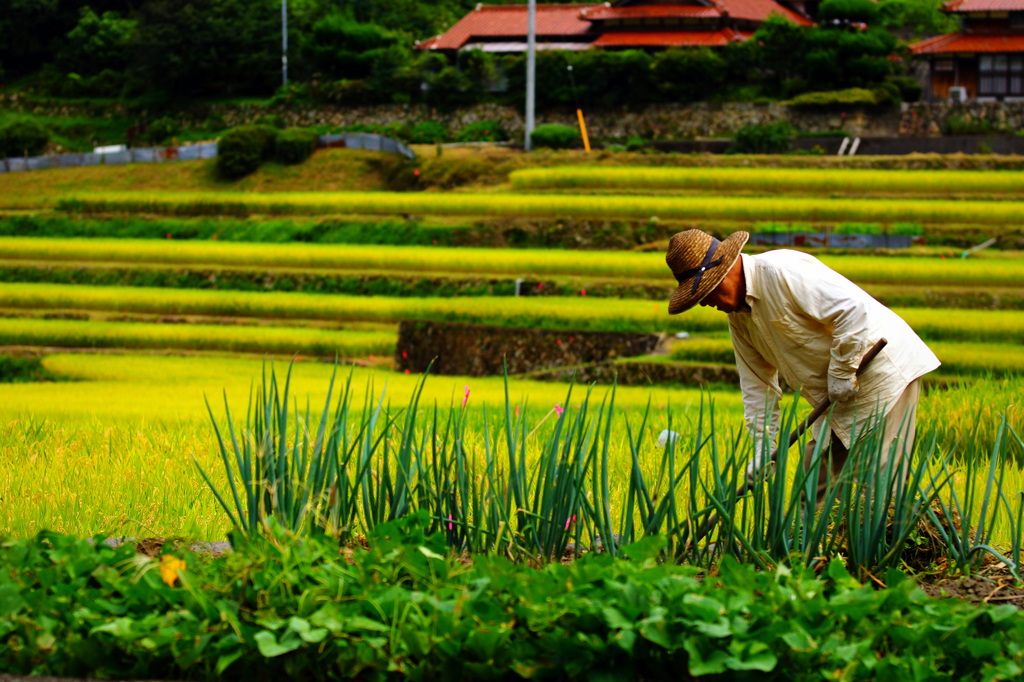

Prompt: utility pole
xmin=525 ymin=0 xmax=536 ymax=150
xmin=281 ymin=0 xmax=289 ymax=87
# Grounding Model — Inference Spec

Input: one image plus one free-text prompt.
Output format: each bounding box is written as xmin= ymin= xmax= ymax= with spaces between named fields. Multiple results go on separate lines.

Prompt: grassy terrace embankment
xmin=0 ymin=317 xmax=395 ymax=357
xmin=55 ymin=190 xmax=1024 ymax=227
xmin=511 ymin=166 xmax=1024 ymax=198
xmin=1 ymin=237 xmax=1021 ymax=287
xmin=2 ymin=282 xmax=1022 ymax=344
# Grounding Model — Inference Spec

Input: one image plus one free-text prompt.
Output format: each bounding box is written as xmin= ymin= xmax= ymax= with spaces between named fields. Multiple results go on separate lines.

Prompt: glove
xmin=828 ymin=374 xmax=859 ymax=403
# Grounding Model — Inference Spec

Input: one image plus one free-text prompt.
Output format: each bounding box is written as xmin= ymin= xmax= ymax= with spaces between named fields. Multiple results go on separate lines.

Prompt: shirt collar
xmin=740 ymin=253 xmax=759 ymax=305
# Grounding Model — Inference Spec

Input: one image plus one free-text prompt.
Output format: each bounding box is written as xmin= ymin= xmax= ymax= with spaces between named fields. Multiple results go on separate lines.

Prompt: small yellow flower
xmin=159 ymin=554 xmax=186 ymax=587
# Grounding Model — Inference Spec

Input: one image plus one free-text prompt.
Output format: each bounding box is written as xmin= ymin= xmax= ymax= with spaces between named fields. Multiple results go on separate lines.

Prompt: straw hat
xmin=665 ymin=229 xmax=749 ymax=315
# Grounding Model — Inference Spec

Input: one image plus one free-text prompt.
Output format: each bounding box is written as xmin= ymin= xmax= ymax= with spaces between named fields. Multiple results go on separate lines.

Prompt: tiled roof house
xmin=416 ymin=0 xmax=813 ymax=53
xmin=910 ymin=0 xmax=1024 ymax=101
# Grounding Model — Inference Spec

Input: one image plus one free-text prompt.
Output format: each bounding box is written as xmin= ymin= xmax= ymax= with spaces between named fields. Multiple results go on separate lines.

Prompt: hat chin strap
xmin=674 ymin=237 xmax=724 ymax=294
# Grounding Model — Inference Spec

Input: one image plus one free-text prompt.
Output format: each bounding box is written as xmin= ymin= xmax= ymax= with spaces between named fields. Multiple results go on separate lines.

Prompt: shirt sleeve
xmin=729 ymin=315 xmax=782 ymax=457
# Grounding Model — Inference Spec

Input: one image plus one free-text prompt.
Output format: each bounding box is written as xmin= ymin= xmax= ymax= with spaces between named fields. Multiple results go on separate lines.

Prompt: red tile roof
xmin=911 ymin=31 xmax=1024 ymax=53
xmin=709 ymin=0 xmax=814 ymax=25
xmin=418 ymin=4 xmax=599 ymax=51
xmin=593 ymin=28 xmax=750 ymax=45
xmin=582 ymin=0 xmax=811 ymax=25
xmin=942 ymin=0 xmax=1024 ymax=12
xmin=581 ymin=4 xmax=723 ymax=20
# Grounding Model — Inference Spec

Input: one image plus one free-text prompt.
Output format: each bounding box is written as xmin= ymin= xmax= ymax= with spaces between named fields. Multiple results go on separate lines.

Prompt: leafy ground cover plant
xmin=3 ymin=515 xmax=1024 ymax=681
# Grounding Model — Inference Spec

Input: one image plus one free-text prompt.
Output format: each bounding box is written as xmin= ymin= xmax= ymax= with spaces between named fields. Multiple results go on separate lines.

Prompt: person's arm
xmin=729 ymin=316 xmax=782 ymax=474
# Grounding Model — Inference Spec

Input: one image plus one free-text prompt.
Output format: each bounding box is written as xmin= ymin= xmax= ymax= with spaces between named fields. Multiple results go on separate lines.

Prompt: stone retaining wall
xmin=395 ymin=320 xmax=660 ymax=377
xmin=5 ymin=94 xmax=1023 ymax=149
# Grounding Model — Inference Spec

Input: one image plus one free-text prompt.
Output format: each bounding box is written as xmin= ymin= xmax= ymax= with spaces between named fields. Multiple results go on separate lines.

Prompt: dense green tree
xmin=878 ymin=0 xmax=958 ymax=38
xmin=346 ymin=0 xmax=477 ymax=37
xmin=131 ymin=0 xmax=279 ymax=98
xmin=0 ymin=0 xmax=80 ymax=78
xmin=818 ymin=0 xmax=881 ymax=25
xmin=748 ymin=16 xmax=895 ymax=96
xmin=653 ymin=48 xmax=727 ymax=103
xmin=58 ymin=6 xmax=136 ymax=74
xmin=302 ymin=12 xmax=401 ymax=80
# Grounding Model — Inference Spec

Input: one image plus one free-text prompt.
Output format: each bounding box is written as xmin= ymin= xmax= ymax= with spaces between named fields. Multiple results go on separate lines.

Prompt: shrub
xmin=273 ymin=127 xmax=318 ymax=165
xmin=409 ymin=121 xmax=449 ymax=144
xmin=786 ymin=88 xmax=881 ymax=108
xmin=945 ymin=115 xmax=996 ymax=135
xmin=0 ymin=118 xmax=50 ymax=157
xmin=819 ymin=0 xmax=881 ymax=23
xmin=885 ymin=75 xmax=923 ymax=103
xmin=455 ymin=120 xmax=508 ymax=143
xmin=625 ymin=136 xmax=648 ymax=151
xmin=215 ymin=124 xmax=277 ymax=180
xmin=731 ymin=121 xmax=794 ymax=154
xmin=530 ymin=123 xmax=579 ymax=150
xmin=144 ymin=116 xmax=181 ymax=145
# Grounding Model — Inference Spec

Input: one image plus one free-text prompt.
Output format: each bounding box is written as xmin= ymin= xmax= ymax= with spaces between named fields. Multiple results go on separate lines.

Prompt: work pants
xmin=803 ymin=379 xmax=922 ymax=503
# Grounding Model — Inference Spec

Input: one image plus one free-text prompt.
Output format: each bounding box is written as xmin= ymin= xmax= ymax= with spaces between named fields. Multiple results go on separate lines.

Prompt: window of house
xmin=979 ymin=53 xmax=1024 ymax=96
xmin=935 ymin=59 xmax=955 ymax=72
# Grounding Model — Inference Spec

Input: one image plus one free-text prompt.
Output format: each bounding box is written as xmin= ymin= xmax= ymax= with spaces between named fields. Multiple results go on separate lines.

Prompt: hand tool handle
xmin=689 ymin=337 xmax=888 ymax=548
xmin=775 ymin=336 xmax=888 ymax=459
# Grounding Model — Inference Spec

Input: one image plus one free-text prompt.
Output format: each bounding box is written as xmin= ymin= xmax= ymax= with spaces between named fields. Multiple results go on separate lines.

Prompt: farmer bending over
xmin=665 ymin=229 xmax=940 ymax=499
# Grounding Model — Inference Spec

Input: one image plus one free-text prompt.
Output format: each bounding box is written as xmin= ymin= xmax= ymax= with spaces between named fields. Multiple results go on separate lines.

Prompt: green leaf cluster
xmin=217 ymin=124 xmax=322 ymax=179
xmin=2 ymin=524 xmax=1024 ymax=680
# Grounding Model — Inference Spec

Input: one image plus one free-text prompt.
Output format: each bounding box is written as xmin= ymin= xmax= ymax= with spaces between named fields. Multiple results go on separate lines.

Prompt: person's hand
xmin=828 ymin=374 xmax=859 ymax=403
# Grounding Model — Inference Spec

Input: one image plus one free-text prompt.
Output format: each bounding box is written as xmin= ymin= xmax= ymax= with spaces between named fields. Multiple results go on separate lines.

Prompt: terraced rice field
xmin=59 ymin=190 xmax=1024 ymax=227
xmin=1 ymin=152 xmax=1021 ymax=546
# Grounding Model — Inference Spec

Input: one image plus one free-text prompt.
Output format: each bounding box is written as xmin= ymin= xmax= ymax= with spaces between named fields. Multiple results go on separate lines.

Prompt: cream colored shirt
xmin=729 ymin=251 xmax=940 ymax=451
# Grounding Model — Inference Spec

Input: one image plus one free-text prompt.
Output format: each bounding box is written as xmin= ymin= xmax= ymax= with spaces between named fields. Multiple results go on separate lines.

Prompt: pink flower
xmin=462 ymin=385 xmax=470 ymax=408
xmin=555 ymin=404 xmax=564 ymax=416
xmin=580 ymin=289 xmax=587 ymax=296
xmin=448 ymin=514 xmax=454 ymax=530
xmin=564 ymin=514 xmax=577 ymax=530
xmin=401 ymin=350 xmax=408 ymax=359
xmin=404 ymin=369 xmax=410 ymax=374
xmin=556 ymin=339 xmax=562 ymax=346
